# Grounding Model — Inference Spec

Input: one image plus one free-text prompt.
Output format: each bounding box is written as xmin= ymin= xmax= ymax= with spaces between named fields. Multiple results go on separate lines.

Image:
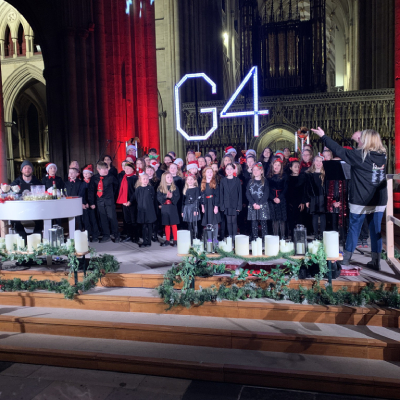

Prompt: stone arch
xmin=250 ymin=124 xmax=298 ymax=156
xmin=2 ymin=63 xmax=45 ymax=122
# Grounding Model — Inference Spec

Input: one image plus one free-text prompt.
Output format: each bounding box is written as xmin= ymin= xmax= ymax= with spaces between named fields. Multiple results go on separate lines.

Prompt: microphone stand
xmin=113 ymin=141 xmax=124 ymax=160
xmin=97 ymin=140 xmax=112 ymax=163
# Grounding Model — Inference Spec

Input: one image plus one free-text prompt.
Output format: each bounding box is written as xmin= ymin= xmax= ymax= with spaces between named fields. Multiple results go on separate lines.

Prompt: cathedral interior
xmin=0 ymin=0 xmax=394 ymax=181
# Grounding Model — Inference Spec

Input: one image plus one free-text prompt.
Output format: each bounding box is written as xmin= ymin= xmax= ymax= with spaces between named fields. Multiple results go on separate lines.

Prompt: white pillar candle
xmin=74 ymin=230 xmax=89 ymax=254
xmin=5 ymin=234 xmax=18 ymax=252
xmin=257 ymin=238 xmax=263 ymax=256
xmin=251 ymin=240 xmax=257 ymax=256
xmin=265 ymin=235 xmax=279 ymax=256
xmin=235 ymin=235 xmax=249 ymax=256
xmin=296 ymin=243 xmax=305 ymax=255
xmin=323 ymin=231 xmax=339 ymax=258
xmin=42 ymin=238 xmax=49 ymax=245
xmin=289 ymin=242 xmax=295 ymax=252
xmin=219 ymin=241 xmax=226 ymax=251
xmin=17 ymin=237 xmax=25 ymax=250
xmin=279 ymin=239 xmax=286 ymax=253
xmin=27 ymin=234 xmax=41 ymax=252
xmin=177 ymin=230 xmax=191 ymax=255
xmin=226 ymin=237 xmax=233 ymax=252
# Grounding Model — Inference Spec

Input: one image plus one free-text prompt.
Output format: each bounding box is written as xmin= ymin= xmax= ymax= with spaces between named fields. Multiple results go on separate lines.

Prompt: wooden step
xmin=0 ymin=290 xmax=398 ymax=327
xmin=0 ymin=312 xmax=398 ymax=361
xmin=0 ymin=338 xmax=399 ymax=399
xmin=2 ymin=269 xmax=400 ymax=292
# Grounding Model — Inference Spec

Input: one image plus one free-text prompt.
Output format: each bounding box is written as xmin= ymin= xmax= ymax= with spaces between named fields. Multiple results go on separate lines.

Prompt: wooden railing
xmin=386 ymin=174 xmax=400 ymax=272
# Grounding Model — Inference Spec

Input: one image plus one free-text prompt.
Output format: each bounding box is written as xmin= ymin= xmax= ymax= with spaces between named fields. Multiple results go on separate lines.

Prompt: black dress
xmin=219 ymin=177 xmax=242 ymax=215
xmin=182 ymin=187 xmax=201 ymax=222
xmin=246 ymin=179 xmax=270 ymax=220
xmin=136 ymin=185 xmax=157 ymax=224
xmin=268 ymin=174 xmax=288 ymax=221
xmin=286 ymin=174 xmax=306 ymax=233
xmin=201 ymin=183 xmax=221 ymax=225
xmin=108 ymin=165 xmax=118 ymax=178
xmin=305 ymin=173 xmax=325 ymax=214
xmin=157 ymin=186 xmax=180 ymax=225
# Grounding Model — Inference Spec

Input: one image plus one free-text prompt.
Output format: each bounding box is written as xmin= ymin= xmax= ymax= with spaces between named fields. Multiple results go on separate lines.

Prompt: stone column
xmin=12 ymin=38 xmax=17 ymax=58
xmin=0 ymin=60 xmax=8 ymax=183
xmin=4 ymin=122 xmax=13 ymax=181
xmin=0 ymin=40 xmax=4 ymax=60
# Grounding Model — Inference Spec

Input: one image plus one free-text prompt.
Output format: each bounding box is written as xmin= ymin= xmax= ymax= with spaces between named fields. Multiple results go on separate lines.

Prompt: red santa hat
xmin=83 ymin=165 xmax=94 ymax=174
xmin=225 ymin=146 xmax=236 ymax=156
xmin=246 ymin=149 xmax=256 ymax=157
xmin=275 ymin=150 xmax=284 ymax=159
xmin=126 ymin=144 xmax=137 ymax=153
xmin=45 ymin=163 xmax=57 ymax=173
xmin=186 ymin=161 xmax=199 ymax=172
xmin=138 ymin=168 xmax=145 ymax=175
xmin=150 ymin=160 xmax=159 ymax=167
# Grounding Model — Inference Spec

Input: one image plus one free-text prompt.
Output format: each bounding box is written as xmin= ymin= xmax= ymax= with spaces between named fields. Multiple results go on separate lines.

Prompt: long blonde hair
xmin=183 ymin=175 xmax=198 ymax=195
xmin=251 ymin=162 xmax=265 ymax=185
xmin=158 ymin=172 xmax=177 ymax=194
xmin=134 ymin=173 xmax=149 ymax=188
xmin=306 ymin=155 xmax=325 ymax=184
xmin=360 ymin=129 xmax=386 ymax=161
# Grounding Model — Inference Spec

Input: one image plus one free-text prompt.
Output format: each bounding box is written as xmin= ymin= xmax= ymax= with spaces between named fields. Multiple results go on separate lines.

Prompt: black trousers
xmin=96 ymin=199 xmax=119 ymax=239
xmin=122 ymin=204 xmax=140 ymax=241
xmin=83 ymin=208 xmax=100 ymax=239
xmin=12 ymin=220 xmax=43 ymax=239
xmin=312 ymin=213 xmax=326 ymax=236
xmin=141 ymin=223 xmax=153 ymax=245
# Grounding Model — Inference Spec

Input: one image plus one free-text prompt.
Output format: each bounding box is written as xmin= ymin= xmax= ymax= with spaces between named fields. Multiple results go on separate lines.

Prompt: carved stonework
xmin=7 ymin=12 xmax=16 ymax=22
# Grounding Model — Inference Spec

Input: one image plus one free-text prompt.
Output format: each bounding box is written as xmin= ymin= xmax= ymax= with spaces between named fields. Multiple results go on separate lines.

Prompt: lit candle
xmin=74 ymin=230 xmax=89 ymax=254
xmin=323 ymin=231 xmax=339 ymax=258
xmin=177 ymin=230 xmax=191 ymax=255
xmin=280 ymin=239 xmax=286 ymax=253
xmin=219 ymin=240 xmax=226 ymax=251
xmin=235 ymin=235 xmax=249 ymax=256
xmin=265 ymin=235 xmax=279 ymax=257
xmin=27 ymin=234 xmax=41 ymax=252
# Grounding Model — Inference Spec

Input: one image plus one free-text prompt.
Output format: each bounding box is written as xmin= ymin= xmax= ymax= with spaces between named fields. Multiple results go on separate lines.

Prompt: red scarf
xmin=84 ymin=178 xmax=90 ymax=183
xmin=116 ymin=173 xmax=134 ymax=204
xmin=300 ymin=161 xmax=312 ymax=171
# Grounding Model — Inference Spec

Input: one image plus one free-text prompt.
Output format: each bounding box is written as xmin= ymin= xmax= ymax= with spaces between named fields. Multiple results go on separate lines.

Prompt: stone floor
xmin=0 ymin=362 xmax=388 ymax=400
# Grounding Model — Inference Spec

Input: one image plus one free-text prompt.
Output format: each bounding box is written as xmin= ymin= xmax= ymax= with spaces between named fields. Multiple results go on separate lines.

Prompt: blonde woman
xmin=311 ymin=127 xmax=387 ymax=271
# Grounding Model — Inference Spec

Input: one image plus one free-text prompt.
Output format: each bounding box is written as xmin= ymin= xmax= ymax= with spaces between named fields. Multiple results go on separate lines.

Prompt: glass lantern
xmin=203 ymin=224 xmax=215 ymax=253
xmin=50 ymin=225 xmax=64 ymax=247
xmin=49 ymin=228 xmax=58 ymax=247
xmin=293 ymin=224 xmax=307 ymax=255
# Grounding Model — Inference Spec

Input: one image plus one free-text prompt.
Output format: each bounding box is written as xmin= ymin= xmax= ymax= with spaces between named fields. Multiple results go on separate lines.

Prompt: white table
xmin=0 ymin=198 xmax=83 ymax=239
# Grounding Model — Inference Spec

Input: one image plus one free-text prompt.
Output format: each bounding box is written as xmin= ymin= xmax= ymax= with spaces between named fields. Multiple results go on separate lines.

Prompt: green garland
xmin=0 ymin=246 xmax=120 ymax=299
xmin=157 ymin=248 xmax=400 ymax=310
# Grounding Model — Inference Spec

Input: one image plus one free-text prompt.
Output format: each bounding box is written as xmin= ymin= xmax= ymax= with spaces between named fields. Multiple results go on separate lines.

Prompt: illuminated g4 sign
xmin=174 ymin=66 xmax=269 ymax=141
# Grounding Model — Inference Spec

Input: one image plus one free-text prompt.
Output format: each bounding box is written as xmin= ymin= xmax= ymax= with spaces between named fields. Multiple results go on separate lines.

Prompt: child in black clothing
xmin=42 ymin=162 xmax=65 ymax=191
xmin=286 ymin=159 xmax=306 ymax=239
xmin=219 ymin=163 xmax=242 ymax=243
xmin=116 ymin=162 xmax=138 ymax=243
xmin=182 ymin=174 xmax=201 ymax=243
xmin=146 ymin=165 xmax=161 ymax=242
xmin=88 ymin=161 xmax=120 ymax=243
xmin=82 ymin=165 xmax=100 ymax=242
xmin=305 ymin=155 xmax=326 ymax=239
xmin=157 ymin=172 xmax=180 ymax=246
xmin=268 ymin=159 xmax=288 ymax=239
xmin=246 ymin=162 xmax=270 ymax=240
xmin=135 ymin=173 xmax=157 ymax=247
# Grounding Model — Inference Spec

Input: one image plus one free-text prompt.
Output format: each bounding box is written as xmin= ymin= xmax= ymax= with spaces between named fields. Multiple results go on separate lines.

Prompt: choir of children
xmin=37 ymin=137 xmax=354 ymax=247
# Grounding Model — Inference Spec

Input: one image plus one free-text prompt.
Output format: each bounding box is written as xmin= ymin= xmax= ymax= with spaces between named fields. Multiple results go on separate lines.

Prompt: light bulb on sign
xmin=174 ymin=73 xmax=218 ymax=141
xmin=126 ymin=0 xmax=132 ymax=14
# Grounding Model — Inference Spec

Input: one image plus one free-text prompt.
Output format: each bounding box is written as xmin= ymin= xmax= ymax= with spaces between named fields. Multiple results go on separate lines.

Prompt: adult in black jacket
xmin=220 ymin=163 xmax=242 ymax=242
xmin=11 ymin=160 xmax=43 ymax=238
xmin=88 ymin=162 xmax=120 ymax=243
xmin=312 ymin=127 xmax=388 ymax=271
xmin=101 ymin=155 xmax=118 ymax=178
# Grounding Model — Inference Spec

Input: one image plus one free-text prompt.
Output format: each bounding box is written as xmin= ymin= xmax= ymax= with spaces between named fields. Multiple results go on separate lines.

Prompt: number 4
xmin=220 ymin=66 xmax=269 ymax=137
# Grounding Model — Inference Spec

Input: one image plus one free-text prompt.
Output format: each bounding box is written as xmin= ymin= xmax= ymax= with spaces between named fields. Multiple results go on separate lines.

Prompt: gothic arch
xmin=2 ymin=63 xmax=45 ymax=122
xmin=250 ymin=123 xmax=298 ymax=155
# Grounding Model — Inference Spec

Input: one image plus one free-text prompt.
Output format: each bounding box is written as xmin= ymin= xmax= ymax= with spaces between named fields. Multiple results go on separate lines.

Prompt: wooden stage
xmin=0 ymin=240 xmax=399 ymax=398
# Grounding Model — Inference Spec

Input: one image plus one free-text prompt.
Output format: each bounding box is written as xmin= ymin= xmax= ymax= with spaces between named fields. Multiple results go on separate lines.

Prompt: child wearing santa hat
xmin=42 ymin=162 xmax=65 ymax=191
xmin=81 ymin=165 xmax=100 ymax=242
